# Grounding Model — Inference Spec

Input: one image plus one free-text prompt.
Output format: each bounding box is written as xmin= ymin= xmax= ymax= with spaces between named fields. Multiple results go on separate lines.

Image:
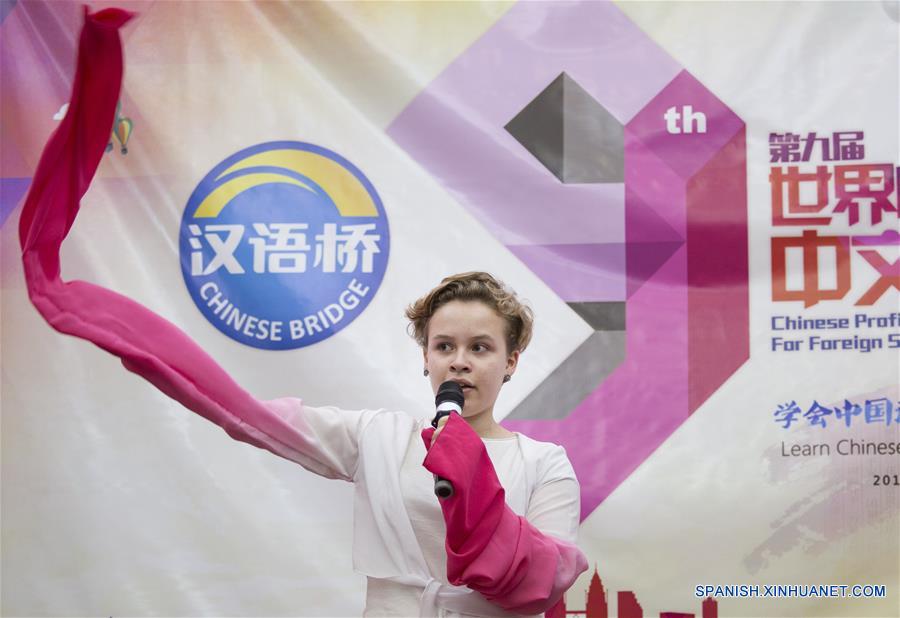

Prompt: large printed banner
xmin=1 ymin=1 xmax=898 ymax=616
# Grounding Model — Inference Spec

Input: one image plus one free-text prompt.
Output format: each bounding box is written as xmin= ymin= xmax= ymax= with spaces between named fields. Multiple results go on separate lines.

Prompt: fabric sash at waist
xmin=380 ymin=574 xmax=530 ymax=618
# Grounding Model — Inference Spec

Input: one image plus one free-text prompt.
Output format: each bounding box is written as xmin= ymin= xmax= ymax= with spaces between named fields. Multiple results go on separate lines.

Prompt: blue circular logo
xmin=180 ymin=142 xmax=390 ymax=350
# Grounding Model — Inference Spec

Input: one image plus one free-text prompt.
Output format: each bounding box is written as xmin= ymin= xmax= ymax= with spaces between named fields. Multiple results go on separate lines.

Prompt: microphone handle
xmin=434 ymin=475 xmax=453 ymax=499
xmin=431 ymin=410 xmax=455 ymax=499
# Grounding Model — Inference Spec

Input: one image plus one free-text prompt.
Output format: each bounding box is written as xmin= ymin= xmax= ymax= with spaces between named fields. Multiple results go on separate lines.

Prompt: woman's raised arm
xmin=19 ymin=7 xmax=365 ymax=482
xmin=421 ymin=414 xmax=588 ymax=615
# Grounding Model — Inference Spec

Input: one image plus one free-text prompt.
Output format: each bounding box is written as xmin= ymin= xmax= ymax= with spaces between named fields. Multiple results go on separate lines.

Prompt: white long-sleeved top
xmin=262 ymin=400 xmax=581 ymax=617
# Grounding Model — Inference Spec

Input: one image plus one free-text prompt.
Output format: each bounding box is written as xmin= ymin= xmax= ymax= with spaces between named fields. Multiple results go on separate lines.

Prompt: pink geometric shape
xmin=387 ymin=1 xmax=679 ymax=252
xmin=626 ymin=71 xmax=745 ymax=181
xmin=623 ymin=133 xmax=687 ymax=240
xmin=505 ymin=70 xmax=749 ymax=519
xmin=625 ymin=189 xmax=684 ymax=297
xmin=686 ymin=128 xmax=749 ymax=411
xmin=506 ymin=243 xmax=626 ymax=303
xmin=388 ymin=2 xmax=750 ymax=518
xmin=506 ymin=245 xmax=690 ymax=519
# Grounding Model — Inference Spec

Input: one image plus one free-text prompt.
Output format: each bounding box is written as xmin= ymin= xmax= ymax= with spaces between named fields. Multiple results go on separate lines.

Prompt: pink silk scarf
xmin=19 ymin=9 xmax=586 ymax=615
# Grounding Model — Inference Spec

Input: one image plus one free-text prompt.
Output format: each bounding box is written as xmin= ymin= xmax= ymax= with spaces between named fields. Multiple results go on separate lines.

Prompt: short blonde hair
xmin=405 ymin=272 xmax=534 ymax=354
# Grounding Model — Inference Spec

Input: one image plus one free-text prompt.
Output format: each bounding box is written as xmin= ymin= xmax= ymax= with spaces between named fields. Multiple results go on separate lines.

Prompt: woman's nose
xmin=449 ymin=350 xmax=471 ymax=372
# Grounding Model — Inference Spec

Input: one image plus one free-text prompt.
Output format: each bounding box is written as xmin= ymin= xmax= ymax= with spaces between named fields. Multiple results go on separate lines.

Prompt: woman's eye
xmin=472 ymin=344 xmax=487 ymax=352
xmin=437 ymin=342 xmax=452 ymax=351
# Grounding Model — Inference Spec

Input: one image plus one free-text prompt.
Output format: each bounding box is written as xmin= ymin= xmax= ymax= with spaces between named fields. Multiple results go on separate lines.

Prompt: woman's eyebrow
xmin=431 ymin=333 xmax=496 ymax=341
xmin=470 ymin=334 xmax=495 ymax=341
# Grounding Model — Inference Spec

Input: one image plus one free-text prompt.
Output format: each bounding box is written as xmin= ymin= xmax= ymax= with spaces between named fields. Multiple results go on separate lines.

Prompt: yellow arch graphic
xmin=217 ymin=149 xmax=378 ymax=217
xmin=193 ymin=173 xmax=316 ymax=219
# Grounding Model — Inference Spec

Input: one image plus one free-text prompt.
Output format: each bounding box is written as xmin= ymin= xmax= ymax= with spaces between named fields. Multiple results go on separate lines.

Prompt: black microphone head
xmin=436 ymin=380 xmax=465 ymax=408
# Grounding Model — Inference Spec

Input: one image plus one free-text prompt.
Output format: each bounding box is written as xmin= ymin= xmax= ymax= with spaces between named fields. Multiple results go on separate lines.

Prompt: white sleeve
xmin=524 ymin=446 xmax=581 ymax=544
xmin=262 ymin=398 xmax=378 ymax=482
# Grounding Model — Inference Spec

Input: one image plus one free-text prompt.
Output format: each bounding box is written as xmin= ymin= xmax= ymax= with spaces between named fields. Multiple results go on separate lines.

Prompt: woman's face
xmin=423 ymin=300 xmax=518 ymax=422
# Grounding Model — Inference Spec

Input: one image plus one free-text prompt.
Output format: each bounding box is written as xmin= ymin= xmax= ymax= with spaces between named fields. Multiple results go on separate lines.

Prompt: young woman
xmin=18 ymin=9 xmax=587 ymax=617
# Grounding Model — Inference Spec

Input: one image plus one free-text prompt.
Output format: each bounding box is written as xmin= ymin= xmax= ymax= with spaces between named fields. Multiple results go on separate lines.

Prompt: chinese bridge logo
xmin=179 ymin=141 xmax=390 ymax=350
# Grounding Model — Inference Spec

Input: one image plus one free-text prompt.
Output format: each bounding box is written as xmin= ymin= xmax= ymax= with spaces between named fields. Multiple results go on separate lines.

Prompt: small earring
xmin=503 ymin=374 xmax=511 ymax=383
xmin=424 ymin=368 xmax=429 ymax=377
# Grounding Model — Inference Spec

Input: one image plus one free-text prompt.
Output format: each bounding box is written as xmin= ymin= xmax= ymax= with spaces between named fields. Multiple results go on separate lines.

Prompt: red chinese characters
xmin=769 ymin=138 xmax=899 ymax=308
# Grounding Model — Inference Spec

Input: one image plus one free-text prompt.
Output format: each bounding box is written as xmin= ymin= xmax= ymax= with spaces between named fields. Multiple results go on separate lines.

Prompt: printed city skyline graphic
xmin=545 ymin=566 xmax=719 ymax=618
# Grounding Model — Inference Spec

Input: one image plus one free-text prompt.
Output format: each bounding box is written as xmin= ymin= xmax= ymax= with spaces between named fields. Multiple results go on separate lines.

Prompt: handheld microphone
xmin=431 ymin=381 xmax=464 ymax=499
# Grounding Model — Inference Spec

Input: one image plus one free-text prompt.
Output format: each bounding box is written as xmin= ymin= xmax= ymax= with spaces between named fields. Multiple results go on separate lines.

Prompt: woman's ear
xmin=506 ymin=350 xmax=520 ymax=376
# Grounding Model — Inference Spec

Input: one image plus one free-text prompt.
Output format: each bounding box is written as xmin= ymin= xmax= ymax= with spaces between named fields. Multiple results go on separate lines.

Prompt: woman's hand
xmin=430 ymin=414 xmax=450 ymax=448
xmin=420 ymin=410 xmax=588 ymax=615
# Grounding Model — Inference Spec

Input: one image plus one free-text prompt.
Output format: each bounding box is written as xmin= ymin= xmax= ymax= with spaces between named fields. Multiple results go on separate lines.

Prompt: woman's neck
xmin=464 ymin=409 xmax=515 ymax=438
